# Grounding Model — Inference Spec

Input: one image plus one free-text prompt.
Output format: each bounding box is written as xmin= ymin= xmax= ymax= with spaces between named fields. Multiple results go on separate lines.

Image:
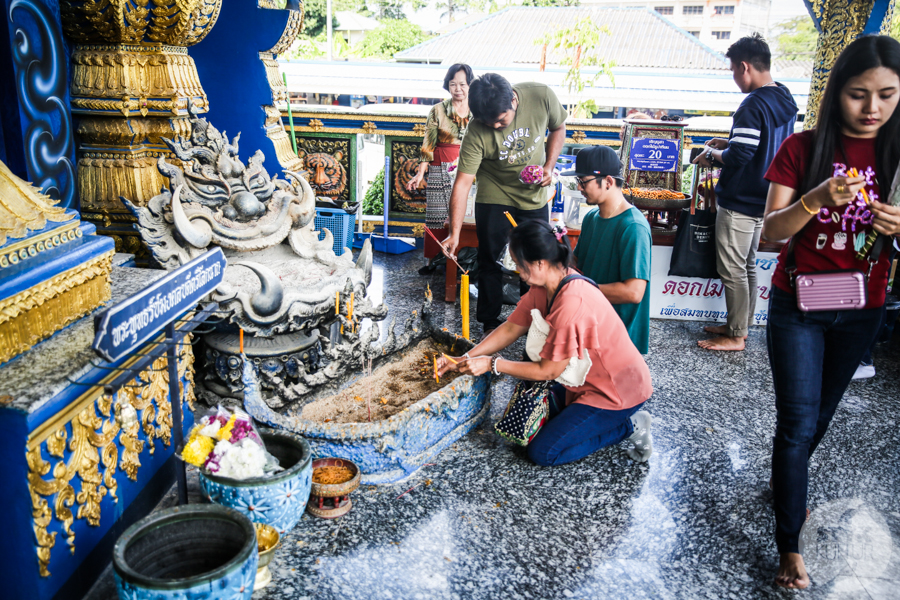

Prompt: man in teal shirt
xmin=563 ymin=146 xmax=652 ymax=353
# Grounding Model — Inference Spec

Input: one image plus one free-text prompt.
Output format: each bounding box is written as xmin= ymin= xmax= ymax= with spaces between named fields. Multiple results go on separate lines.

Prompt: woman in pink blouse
xmin=438 ymin=220 xmax=654 ymax=466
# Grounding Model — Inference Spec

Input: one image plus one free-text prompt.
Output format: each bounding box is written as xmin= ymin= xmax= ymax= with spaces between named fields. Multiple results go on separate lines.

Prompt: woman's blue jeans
xmin=767 ymin=287 xmax=883 ymax=554
xmin=526 ymin=384 xmax=644 ymax=466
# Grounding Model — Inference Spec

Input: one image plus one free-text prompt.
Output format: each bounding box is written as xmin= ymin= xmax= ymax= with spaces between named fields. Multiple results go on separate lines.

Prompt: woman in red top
xmin=763 ymin=35 xmax=900 ymax=589
xmin=437 ymin=220 xmax=654 ymax=466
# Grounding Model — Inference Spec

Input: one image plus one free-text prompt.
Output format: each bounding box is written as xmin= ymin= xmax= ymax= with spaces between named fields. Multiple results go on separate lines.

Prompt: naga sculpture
xmin=124 ymin=108 xmax=409 ymax=408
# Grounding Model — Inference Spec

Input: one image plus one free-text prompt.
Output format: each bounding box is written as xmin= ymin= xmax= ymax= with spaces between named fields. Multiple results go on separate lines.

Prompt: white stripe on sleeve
xmin=732 ymin=127 xmax=761 ymax=137
xmin=730 ymin=136 xmax=760 ymax=146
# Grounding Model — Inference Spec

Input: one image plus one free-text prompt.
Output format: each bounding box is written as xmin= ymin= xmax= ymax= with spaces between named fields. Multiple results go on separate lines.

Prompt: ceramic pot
xmin=200 ymin=428 xmax=312 ymax=534
xmin=113 ymin=505 xmax=258 ymax=600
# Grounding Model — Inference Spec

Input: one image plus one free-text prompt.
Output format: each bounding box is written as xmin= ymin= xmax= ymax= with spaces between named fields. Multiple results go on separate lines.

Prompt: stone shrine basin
xmin=243 ymin=331 xmax=491 ymax=485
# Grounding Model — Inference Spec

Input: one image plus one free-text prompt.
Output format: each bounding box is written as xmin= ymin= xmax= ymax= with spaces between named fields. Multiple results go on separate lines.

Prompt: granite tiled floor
xmin=85 ymin=249 xmax=900 ymax=600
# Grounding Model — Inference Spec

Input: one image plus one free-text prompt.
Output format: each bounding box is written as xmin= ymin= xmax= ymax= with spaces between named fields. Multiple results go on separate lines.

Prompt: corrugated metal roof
xmin=396 ymin=7 xmax=730 ymax=71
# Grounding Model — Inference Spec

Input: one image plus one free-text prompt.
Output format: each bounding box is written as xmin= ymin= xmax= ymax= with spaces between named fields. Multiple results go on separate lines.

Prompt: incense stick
xmin=423 ymin=226 xmax=468 ymax=274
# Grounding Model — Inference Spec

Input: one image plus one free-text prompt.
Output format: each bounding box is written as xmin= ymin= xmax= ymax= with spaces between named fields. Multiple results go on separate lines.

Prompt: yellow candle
xmin=335 ymin=291 xmax=339 ymax=315
xmin=239 ymin=329 xmax=244 ymax=354
xmin=460 ymin=273 xmax=470 ymax=340
xmin=504 ymin=211 xmax=518 ymax=227
xmin=349 ymin=292 xmax=354 ymax=333
xmin=433 ymin=355 xmax=439 ymax=383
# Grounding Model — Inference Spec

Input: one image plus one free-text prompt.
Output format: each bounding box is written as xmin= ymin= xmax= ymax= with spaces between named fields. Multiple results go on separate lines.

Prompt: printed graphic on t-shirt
xmin=813 ymin=163 xmax=877 ymax=248
xmin=498 ymin=128 xmax=541 ymax=165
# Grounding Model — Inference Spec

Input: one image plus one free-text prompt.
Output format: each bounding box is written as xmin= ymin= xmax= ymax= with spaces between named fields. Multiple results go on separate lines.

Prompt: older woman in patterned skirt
xmin=407 ymin=64 xmax=473 ymax=259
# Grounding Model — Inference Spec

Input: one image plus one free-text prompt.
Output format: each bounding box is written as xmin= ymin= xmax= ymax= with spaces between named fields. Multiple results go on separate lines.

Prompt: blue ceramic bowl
xmin=200 ymin=428 xmax=312 ymax=534
xmin=113 ymin=504 xmax=258 ymax=600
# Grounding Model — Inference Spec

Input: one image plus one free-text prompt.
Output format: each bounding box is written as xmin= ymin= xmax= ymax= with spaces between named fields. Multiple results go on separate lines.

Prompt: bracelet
xmin=462 ymin=352 xmax=470 ymax=360
xmin=491 ymin=355 xmax=501 ymax=376
xmin=799 ymin=196 xmax=819 ymax=215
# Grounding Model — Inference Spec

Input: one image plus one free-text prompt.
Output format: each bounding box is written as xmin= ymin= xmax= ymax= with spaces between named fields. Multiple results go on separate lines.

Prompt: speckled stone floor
xmin=85 ymin=249 xmax=900 ymax=600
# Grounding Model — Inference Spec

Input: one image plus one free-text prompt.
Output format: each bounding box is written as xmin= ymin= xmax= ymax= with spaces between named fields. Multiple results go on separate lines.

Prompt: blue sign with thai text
xmin=630 ymin=138 xmax=680 ymax=172
xmin=93 ymin=248 xmax=226 ymax=362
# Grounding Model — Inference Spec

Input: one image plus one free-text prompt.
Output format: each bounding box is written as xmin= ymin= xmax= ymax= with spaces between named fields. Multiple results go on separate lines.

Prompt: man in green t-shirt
xmin=564 ymin=146 xmax=652 ymax=354
xmin=441 ymin=74 xmax=567 ymax=337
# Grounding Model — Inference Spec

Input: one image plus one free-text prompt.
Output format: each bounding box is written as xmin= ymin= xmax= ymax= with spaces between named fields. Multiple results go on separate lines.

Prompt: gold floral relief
xmin=27 ymin=344 xmax=194 ymax=577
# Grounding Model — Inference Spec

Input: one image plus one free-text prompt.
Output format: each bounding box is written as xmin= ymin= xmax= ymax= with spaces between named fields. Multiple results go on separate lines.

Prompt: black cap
xmin=559 ymin=146 xmax=622 ymax=180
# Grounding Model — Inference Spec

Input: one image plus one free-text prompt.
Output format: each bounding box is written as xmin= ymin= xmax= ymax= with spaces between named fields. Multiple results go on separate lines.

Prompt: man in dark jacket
xmin=693 ymin=34 xmax=798 ymax=351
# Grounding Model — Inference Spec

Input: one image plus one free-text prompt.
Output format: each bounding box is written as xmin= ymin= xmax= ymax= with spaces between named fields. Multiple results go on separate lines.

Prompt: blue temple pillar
xmin=0 ymin=0 xmax=77 ymax=209
xmin=190 ymin=0 xmax=304 ymax=172
xmin=804 ymin=0 xmax=897 ymax=129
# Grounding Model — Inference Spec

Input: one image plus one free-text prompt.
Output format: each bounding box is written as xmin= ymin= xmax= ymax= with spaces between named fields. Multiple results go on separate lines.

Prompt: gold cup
xmin=254 ymin=523 xmax=280 ymax=590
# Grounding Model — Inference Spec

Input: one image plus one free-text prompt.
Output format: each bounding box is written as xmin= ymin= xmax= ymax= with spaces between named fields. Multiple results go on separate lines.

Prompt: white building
xmin=580 ymin=0 xmax=772 ymax=52
xmin=334 ymin=11 xmax=379 ymax=46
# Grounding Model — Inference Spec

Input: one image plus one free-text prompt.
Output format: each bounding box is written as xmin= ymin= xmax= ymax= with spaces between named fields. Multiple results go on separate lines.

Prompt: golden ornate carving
xmin=60 ymin=0 xmax=222 ymax=47
xmin=267 ymin=9 xmax=304 ymax=55
xmin=0 ymin=161 xmax=75 ymax=248
xmin=0 ymin=221 xmax=82 ymax=270
xmin=260 ymin=56 xmax=288 ymax=104
xmin=0 ymin=251 xmax=113 ymax=366
xmin=309 ymin=119 xmax=325 ymax=132
xmin=570 ymin=130 xmax=587 ymax=143
xmin=804 ymin=0 xmax=895 ymax=129
xmin=412 ymin=123 xmax=427 ymax=136
xmin=70 ymin=46 xmax=207 ymax=111
xmin=27 ymin=344 xmax=194 ymax=577
xmin=362 ymin=121 xmax=378 ymax=134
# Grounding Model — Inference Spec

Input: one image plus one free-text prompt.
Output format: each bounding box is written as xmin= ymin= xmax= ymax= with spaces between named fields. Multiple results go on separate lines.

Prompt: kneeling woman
xmin=438 ymin=220 xmax=654 ymax=466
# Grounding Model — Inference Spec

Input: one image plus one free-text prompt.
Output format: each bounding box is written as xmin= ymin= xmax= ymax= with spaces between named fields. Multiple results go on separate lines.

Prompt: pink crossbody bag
xmin=786 ymin=232 xmax=886 ymax=312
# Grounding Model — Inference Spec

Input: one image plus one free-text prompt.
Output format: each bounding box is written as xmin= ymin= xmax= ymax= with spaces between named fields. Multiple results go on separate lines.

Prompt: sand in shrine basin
xmin=300 ymin=338 xmax=464 ymax=424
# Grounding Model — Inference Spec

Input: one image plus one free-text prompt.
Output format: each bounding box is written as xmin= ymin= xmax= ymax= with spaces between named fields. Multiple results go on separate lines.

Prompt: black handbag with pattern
xmin=494 ymin=379 xmax=553 ymax=446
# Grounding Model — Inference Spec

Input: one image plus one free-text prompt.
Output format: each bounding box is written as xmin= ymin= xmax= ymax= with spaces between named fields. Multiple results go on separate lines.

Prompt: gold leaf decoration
xmin=27 ymin=344 xmax=194 ymax=577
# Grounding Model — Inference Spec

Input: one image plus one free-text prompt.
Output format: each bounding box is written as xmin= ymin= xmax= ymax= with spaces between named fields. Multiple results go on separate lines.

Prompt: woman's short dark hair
xmin=725 ymin=33 xmax=771 ymax=72
xmin=468 ymin=73 xmax=515 ymax=124
xmin=508 ymin=219 xmax=572 ymax=272
xmin=802 ymin=35 xmax=900 ymax=196
xmin=443 ymin=64 xmax=474 ymax=92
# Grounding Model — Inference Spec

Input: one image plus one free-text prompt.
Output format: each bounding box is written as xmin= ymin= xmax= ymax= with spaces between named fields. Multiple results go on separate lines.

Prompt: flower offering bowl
xmin=254 ymin=523 xmax=280 ymax=590
xmin=113 ymin=505 xmax=258 ymax=600
xmin=307 ymin=457 xmax=361 ymax=519
xmin=200 ymin=428 xmax=312 ymax=534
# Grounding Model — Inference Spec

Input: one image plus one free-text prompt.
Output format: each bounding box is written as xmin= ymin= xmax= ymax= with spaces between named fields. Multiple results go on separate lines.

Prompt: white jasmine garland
xmin=199 ymin=420 xmax=222 ymax=437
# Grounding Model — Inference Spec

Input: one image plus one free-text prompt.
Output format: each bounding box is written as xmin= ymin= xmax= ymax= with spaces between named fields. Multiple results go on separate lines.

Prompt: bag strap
xmin=548 ymin=273 xmax=597 ymax=313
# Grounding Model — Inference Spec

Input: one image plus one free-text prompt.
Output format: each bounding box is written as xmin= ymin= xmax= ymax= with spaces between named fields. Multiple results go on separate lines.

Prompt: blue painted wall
xmin=190 ymin=0 xmax=299 ymax=171
xmin=0 ymin=0 xmax=77 ymax=209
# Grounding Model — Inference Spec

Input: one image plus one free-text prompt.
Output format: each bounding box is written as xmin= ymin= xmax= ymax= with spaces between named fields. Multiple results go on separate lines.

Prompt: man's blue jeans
xmin=527 ymin=384 xmax=644 ymax=466
xmin=767 ymin=287 xmax=883 ymax=554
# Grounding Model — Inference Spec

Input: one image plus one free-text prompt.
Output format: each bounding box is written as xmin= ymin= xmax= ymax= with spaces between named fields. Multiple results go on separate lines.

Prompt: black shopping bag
xmin=668 ymin=167 xmax=718 ymax=279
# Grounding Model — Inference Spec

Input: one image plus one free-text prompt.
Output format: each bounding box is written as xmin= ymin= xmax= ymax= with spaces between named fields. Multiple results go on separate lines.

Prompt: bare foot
xmin=698 ymin=335 xmax=746 ymax=351
xmin=775 ymin=553 xmax=810 ymax=589
xmin=703 ymin=325 xmax=748 ymax=339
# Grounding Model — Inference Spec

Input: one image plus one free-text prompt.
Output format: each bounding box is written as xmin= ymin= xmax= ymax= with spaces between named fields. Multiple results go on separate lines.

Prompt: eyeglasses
xmin=575 ymin=176 xmax=598 ymax=187
xmin=660 ymin=115 xmax=684 ymax=122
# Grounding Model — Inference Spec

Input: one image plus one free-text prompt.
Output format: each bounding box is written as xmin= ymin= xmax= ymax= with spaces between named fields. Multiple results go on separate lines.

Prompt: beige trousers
xmin=715 ymin=207 xmax=763 ymax=338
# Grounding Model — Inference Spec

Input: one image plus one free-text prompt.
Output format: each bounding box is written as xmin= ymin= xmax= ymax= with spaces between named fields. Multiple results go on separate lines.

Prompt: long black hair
xmin=802 ymin=35 xmax=900 ymax=195
xmin=508 ymin=220 xmax=572 ymax=272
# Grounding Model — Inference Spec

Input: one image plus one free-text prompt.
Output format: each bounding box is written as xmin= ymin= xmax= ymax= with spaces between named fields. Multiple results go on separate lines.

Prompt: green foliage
xmin=300 ymin=0 xmax=339 ymax=39
xmin=354 ymin=19 xmax=431 ymax=59
xmin=436 ymin=0 xmax=469 ymax=22
xmin=773 ymin=16 xmax=817 ymax=60
xmin=363 ymin=167 xmax=385 ymax=216
xmin=534 ymin=18 xmax=614 ymax=118
xmin=681 ymin=163 xmax=695 ymax=195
